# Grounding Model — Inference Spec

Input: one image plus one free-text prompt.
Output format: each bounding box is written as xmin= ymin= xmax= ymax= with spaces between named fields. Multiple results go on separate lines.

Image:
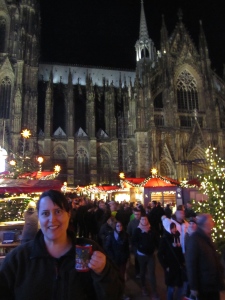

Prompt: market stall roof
xmin=85 ymin=185 xmax=124 ymax=193
xmin=0 ymin=179 xmax=62 ymax=193
xmin=187 ymin=178 xmax=201 ymax=187
xmin=18 ymin=171 xmax=56 ymax=179
xmin=122 ymin=176 xmax=180 ymax=188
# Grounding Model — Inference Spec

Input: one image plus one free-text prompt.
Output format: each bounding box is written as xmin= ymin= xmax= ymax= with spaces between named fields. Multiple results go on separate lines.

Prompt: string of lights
xmin=192 ymin=146 xmax=225 ymax=250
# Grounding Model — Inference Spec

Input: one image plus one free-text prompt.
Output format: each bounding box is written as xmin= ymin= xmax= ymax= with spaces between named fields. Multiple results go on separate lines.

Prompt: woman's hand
xmin=88 ymin=251 xmax=106 ymax=274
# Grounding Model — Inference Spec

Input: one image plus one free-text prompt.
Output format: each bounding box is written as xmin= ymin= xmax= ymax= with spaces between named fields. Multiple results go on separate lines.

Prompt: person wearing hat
xmin=186 ymin=213 xmax=224 ymax=300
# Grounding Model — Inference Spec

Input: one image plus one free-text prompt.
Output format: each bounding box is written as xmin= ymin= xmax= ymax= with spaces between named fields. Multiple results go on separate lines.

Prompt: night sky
xmin=39 ymin=0 xmax=225 ymax=77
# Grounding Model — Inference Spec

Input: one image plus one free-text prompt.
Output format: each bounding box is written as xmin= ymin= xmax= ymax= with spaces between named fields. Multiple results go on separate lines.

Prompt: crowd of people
xmin=0 ymin=192 xmax=224 ymax=300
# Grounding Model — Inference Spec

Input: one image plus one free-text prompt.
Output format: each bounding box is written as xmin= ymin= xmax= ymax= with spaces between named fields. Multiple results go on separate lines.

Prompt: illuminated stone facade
xmin=1 ymin=1 xmax=225 ymax=185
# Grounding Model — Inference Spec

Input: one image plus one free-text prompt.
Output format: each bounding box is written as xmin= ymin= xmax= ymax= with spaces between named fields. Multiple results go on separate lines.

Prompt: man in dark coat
xmin=186 ymin=213 xmax=224 ymax=300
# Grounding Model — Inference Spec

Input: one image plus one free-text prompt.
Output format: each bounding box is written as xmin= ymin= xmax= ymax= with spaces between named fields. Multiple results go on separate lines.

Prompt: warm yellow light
xmin=9 ymin=160 xmax=16 ymax=166
xmin=54 ymin=165 xmax=61 ymax=173
xmin=37 ymin=156 xmax=44 ymax=164
xmin=119 ymin=172 xmax=125 ymax=179
xmin=151 ymin=168 xmax=158 ymax=175
xmin=21 ymin=129 xmax=31 ymax=139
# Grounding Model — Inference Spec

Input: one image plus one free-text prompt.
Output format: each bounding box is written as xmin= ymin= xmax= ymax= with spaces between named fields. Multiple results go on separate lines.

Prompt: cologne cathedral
xmin=1 ymin=0 xmax=225 ymax=186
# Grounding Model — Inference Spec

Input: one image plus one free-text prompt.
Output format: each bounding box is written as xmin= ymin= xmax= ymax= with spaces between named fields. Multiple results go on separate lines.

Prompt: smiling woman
xmin=0 ymin=190 xmax=124 ymax=300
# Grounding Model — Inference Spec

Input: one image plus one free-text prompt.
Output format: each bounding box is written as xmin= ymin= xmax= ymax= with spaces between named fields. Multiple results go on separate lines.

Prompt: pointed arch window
xmin=0 ymin=76 xmax=11 ymax=118
xmin=160 ymin=161 xmax=171 ymax=177
xmin=97 ymin=147 xmax=111 ymax=183
xmin=75 ymin=148 xmax=89 ymax=183
xmin=177 ymin=70 xmax=198 ymax=112
xmin=154 ymin=115 xmax=164 ymax=126
xmin=0 ymin=17 xmax=6 ymax=53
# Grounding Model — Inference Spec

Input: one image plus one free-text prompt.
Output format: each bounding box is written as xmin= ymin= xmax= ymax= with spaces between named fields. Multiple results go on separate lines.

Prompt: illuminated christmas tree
xmin=192 ymin=146 xmax=225 ymax=250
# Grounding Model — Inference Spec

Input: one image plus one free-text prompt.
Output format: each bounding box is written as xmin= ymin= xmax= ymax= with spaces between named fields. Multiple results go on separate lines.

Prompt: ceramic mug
xmin=75 ymin=244 xmax=92 ymax=272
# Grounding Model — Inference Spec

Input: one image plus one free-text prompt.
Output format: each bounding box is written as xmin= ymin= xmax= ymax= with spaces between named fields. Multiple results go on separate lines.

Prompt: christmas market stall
xmin=80 ymin=185 xmax=128 ymax=202
xmin=121 ymin=175 xmax=181 ymax=208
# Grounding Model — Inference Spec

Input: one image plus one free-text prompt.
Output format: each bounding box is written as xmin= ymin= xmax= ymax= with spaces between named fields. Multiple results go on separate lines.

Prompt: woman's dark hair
xmin=170 ymin=222 xmax=176 ymax=230
xmin=37 ymin=190 xmax=70 ymax=213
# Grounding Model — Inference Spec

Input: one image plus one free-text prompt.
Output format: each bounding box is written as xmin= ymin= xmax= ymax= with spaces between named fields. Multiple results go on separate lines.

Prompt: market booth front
xmin=77 ymin=185 xmax=129 ymax=202
xmin=121 ymin=175 xmax=181 ymax=208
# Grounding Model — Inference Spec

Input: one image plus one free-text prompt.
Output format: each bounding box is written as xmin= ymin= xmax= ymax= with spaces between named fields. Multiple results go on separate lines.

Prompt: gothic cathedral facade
xmin=1 ymin=0 xmax=225 ymax=186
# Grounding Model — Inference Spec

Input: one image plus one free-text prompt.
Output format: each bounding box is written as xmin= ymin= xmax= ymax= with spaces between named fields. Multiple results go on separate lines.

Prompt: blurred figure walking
xmin=186 ymin=214 xmax=225 ymax=300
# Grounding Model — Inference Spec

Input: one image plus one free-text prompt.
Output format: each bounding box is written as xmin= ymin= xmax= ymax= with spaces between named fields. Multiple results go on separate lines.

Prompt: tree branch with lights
xmin=192 ymin=146 xmax=225 ymax=251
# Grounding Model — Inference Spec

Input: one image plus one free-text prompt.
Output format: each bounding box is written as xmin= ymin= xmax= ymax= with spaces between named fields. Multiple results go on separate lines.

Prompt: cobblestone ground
xmin=124 ymin=254 xmax=225 ymax=300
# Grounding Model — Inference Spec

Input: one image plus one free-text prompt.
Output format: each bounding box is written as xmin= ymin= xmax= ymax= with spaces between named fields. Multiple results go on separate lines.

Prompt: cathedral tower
xmin=0 ymin=0 xmax=40 ymax=155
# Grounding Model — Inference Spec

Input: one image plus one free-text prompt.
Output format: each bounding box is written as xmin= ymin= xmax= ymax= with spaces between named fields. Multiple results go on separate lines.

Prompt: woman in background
xmin=21 ymin=200 xmax=39 ymax=244
xmin=105 ymin=220 xmax=130 ymax=300
xmin=158 ymin=222 xmax=185 ymax=300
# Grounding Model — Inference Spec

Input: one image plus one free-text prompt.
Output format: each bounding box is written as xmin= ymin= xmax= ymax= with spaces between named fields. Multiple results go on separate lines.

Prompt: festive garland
xmin=121 ymin=175 xmax=180 ymax=187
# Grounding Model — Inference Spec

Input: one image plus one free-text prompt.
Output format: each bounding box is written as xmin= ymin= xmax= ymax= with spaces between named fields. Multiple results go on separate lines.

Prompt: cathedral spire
xmin=199 ymin=20 xmax=209 ymax=60
xmin=135 ymin=0 xmax=156 ymax=63
xmin=160 ymin=14 xmax=169 ymax=55
xmin=139 ymin=0 xmax=149 ymax=40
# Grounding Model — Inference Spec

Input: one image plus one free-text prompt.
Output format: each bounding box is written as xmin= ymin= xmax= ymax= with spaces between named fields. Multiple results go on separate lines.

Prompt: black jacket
xmin=0 ymin=230 xmax=124 ymax=300
xmin=105 ymin=230 xmax=130 ymax=266
xmin=132 ymin=227 xmax=158 ymax=255
xmin=157 ymin=230 xmax=184 ymax=287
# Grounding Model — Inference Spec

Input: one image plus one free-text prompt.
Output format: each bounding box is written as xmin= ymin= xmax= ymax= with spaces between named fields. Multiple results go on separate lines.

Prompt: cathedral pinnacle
xmin=177 ymin=8 xmax=183 ymax=22
xmin=139 ymin=0 xmax=149 ymax=40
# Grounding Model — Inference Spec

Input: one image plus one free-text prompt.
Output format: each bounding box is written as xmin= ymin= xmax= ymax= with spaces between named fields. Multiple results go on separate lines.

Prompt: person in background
xmin=132 ymin=215 xmax=159 ymax=299
xmin=98 ymin=215 xmax=117 ymax=251
xmin=186 ymin=213 xmax=224 ymax=300
xmin=116 ymin=202 xmax=132 ymax=231
xmin=158 ymin=222 xmax=185 ymax=300
xmin=0 ymin=190 xmax=124 ymax=300
xmin=147 ymin=201 xmax=161 ymax=237
xmin=76 ymin=197 xmax=88 ymax=238
xmin=184 ymin=217 xmax=197 ymax=251
xmin=127 ymin=208 xmax=142 ymax=278
xmin=183 ymin=216 xmax=198 ymax=297
xmin=105 ymin=221 xmax=130 ymax=300
xmin=184 ymin=201 xmax=196 ymax=220
xmin=164 ymin=203 xmax=172 ymax=219
xmin=21 ymin=200 xmax=39 ymax=244
xmin=156 ymin=202 xmax=165 ymax=236
xmin=162 ymin=205 xmax=189 ymax=254
xmin=70 ymin=199 xmax=78 ymax=237
xmin=94 ymin=200 xmax=111 ymax=232
xmin=108 ymin=200 xmax=118 ymax=218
